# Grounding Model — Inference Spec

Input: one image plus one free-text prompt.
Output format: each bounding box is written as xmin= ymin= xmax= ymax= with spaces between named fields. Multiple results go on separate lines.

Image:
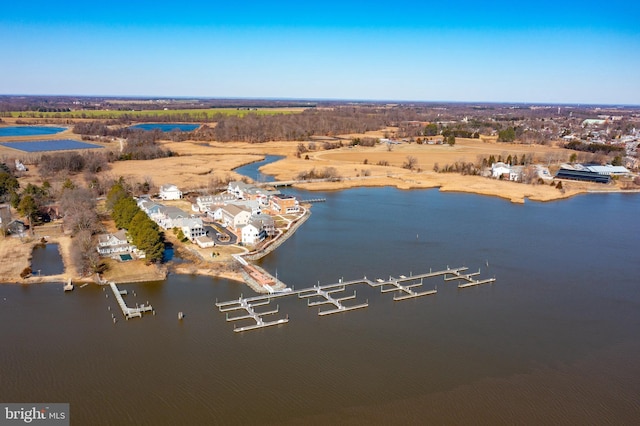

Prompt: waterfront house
xmin=195 ymin=194 xmax=237 ymax=212
xmin=228 ymin=199 xmax=263 ymax=216
xmin=240 ymin=223 xmax=264 ymax=245
xmin=227 ymin=181 xmax=252 ymax=199
xmin=181 ymin=218 xmax=206 ymax=242
xmin=97 ymin=230 xmax=134 ymax=256
xmin=249 ymin=214 xmax=276 ymax=237
xmin=219 ymin=205 xmax=252 ymax=230
xmin=491 ymin=162 xmax=522 ymax=181
xmin=227 ymin=181 xmax=279 ymax=201
xmin=159 ymin=184 xmax=182 ymax=200
xmin=156 ymin=205 xmax=189 ymax=230
xmin=269 ymin=194 xmax=300 ymax=214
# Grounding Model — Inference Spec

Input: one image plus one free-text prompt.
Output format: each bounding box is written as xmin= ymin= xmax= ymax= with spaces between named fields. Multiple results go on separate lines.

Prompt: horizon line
xmin=1 ymin=94 xmax=639 ymax=108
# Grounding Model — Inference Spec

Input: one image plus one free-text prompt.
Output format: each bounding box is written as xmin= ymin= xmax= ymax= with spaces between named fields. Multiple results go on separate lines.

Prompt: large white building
xmin=159 ymin=184 xmax=182 ymax=200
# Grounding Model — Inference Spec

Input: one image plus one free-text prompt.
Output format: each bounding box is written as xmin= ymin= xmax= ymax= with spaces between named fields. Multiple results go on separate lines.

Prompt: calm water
xmin=1 ymin=189 xmax=640 ymax=425
xmin=0 ymin=140 xmax=103 ymax=153
xmin=128 ymin=123 xmax=200 ymax=132
xmin=234 ymin=155 xmax=284 ymax=183
xmin=30 ymin=243 xmax=64 ymax=276
xmin=0 ymin=126 xmax=66 ymax=137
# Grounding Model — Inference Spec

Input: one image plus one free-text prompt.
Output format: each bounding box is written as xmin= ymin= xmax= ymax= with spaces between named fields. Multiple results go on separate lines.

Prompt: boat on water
xmin=63 ymin=279 xmax=74 ymax=292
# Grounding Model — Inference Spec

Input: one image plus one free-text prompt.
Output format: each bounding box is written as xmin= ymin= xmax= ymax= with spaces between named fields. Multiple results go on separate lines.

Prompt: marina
xmin=215 ymin=265 xmax=496 ymax=332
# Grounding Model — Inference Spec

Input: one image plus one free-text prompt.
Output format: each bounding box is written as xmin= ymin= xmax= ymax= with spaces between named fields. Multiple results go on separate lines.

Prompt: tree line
xmin=107 ymin=180 xmax=164 ymax=263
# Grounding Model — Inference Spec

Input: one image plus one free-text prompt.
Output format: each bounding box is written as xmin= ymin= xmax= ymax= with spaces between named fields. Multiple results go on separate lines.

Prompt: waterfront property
xmin=97 ymin=230 xmax=135 ymax=257
xmin=491 ymin=162 xmax=523 ymax=181
xmin=181 ymin=218 xmax=206 ymax=242
xmin=556 ymin=167 xmax=611 ymax=183
xmin=194 ymin=194 xmax=237 ymax=212
xmin=269 ymin=194 xmax=300 ymax=214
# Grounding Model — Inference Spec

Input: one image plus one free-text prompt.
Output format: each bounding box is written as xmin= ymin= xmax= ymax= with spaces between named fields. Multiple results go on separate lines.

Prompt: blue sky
xmin=2 ymin=1 xmax=639 ymax=104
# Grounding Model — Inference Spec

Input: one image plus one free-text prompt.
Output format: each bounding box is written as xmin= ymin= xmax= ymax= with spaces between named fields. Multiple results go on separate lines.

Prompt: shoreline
xmin=1 ymin=183 xmax=636 ymax=287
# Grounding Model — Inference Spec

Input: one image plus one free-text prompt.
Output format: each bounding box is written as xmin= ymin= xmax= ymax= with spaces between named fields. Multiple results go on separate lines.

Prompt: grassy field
xmin=6 ymin=107 xmax=307 ymax=120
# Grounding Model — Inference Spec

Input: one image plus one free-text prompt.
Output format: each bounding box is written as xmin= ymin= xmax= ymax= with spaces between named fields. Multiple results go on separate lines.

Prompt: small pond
xmin=0 ymin=126 xmax=66 ymax=137
xmin=30 ymin=243 xmax=64 ymax=276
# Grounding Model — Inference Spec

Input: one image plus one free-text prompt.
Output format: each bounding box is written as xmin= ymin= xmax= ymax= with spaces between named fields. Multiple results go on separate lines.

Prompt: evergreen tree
xmin=112 ymin=197 xmax=138 ymax=229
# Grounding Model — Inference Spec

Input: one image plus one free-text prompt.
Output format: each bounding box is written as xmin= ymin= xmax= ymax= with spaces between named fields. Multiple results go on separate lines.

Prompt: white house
xmin=249 ymin=214 xmax=276 ymax=237
xmin=195 ymin=194 xmax=237 ymax=212
xmin=219 ymin=205 xmax=252 ymax=230
xmin=181 ymin=218 xmax=206 ymax=242
xmin=241 ymin=223 xmax=264 ymax=245
xmin=156 ymin=206 xmax=189 ymax=230
xmin=491 ymin=162 xmax=521 ymax=182
xmin=97 ymin=230 xmax=134 ymax=256
xmin=159 ymin=184 xmax=182 ymax=200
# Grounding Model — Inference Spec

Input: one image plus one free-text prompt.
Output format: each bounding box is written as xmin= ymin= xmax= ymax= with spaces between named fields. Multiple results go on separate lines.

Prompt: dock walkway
xmin=215 ymin=265 xmax=496 ymax=332
xmin=109 ymin=282 xmax=153 ymax=320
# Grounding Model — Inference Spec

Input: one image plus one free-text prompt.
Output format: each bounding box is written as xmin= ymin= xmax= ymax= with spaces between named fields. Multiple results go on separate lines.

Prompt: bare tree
xmin=59 ymin=187 xmax=100 ymax=235
xmin=403 ymin=156 xmax=418 ymax=171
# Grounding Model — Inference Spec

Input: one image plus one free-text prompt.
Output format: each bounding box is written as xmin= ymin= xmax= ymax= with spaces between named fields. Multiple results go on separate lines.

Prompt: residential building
xmin=269 ymin=194 xmax=300 ymax=214
xmin=195 ymin=194 xmax=237 ymax=212
xmin=249 ymin=214 xmax=276 ymax=237
xmin=156 ymin=205 xmax=189 ymax=230
xmin=159 ymin=184 xmax=182 ymax=200
xmin=491 ymin=162 xmax=522 ymax=182
xmin=181 ymin=218 xmax=206 ymax=242
xmin=219 ymin=204 xmax=251 ymax=230
xmin=97 ymin=230 xmax=134 ymax=256
xmin=240 ymin=223 xmax=264 ymax=245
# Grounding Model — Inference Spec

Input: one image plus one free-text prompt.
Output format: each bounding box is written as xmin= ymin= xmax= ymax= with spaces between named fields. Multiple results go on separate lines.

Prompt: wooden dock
xmin=215 ymin=265 xmax=496 ymax=332
xmin=109 ymin=282 xmax=154 ymax=320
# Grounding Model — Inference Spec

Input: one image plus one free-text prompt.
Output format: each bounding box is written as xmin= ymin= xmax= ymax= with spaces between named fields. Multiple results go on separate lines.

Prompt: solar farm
xmin=0 ymin=139 xmax=103 ymax=152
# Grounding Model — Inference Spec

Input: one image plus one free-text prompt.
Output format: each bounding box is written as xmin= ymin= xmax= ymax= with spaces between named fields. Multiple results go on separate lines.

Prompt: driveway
xmin=205 ymin=224 xmax=237 ymax=245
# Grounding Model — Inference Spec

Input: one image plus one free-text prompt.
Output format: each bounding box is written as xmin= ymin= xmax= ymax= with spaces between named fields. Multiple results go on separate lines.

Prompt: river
xmin=1 ymin=182 xmax=639 ymax=424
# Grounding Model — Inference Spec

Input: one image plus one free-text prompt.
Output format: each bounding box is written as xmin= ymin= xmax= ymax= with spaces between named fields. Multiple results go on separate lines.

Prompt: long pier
xmin=109 ymin=282 xmax=154 ymax=320
xmin=215 ymin=265 xmax=495 ymax=332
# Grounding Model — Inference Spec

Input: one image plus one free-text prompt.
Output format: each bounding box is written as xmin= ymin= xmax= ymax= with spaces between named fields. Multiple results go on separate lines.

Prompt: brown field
xmin=0 ymin=235 xmax=81 ymax=284
xmin=0 ymin=124 xmax=633 ymax=284
xmin=3 ymin=122 xmax=623 ymax=203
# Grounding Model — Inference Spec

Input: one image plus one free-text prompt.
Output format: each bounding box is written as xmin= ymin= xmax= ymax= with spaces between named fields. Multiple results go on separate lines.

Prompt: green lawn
xmin=8 ymin=107 xmax=307 ymax=120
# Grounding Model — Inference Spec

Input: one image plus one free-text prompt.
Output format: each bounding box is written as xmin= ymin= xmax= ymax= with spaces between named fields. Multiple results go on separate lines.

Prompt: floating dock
xmin=298 ymin=285 xmax=368 ymax=315
xmin=215 ymin=265 xmax=496 ymax=332
xmin=443 ymin=268 xmax=497 ymax=288
xmin=218 ymin=297 xmax=289 ymax=332
xmin=109 ymin=282 xmax=153 ymax=320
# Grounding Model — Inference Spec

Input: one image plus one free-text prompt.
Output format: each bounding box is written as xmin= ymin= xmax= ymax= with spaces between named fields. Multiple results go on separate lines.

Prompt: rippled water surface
xmin=1 ymin=189 xmax=639 ymax=425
